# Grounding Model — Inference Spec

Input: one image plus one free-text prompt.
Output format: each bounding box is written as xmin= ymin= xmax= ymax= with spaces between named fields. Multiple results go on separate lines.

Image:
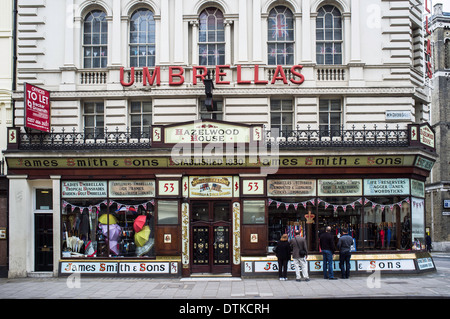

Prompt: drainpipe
xmin=12 ymin=0 xmax=17 ymax=127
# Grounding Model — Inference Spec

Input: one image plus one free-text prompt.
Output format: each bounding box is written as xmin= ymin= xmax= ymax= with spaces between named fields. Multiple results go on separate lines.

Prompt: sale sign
xmin=24 ymin=83 xmax=50 ymax=132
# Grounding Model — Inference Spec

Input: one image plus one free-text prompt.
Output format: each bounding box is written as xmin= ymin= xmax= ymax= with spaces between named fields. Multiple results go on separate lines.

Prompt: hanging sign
xmin=24 ymin=83 xmax=51 ymax=132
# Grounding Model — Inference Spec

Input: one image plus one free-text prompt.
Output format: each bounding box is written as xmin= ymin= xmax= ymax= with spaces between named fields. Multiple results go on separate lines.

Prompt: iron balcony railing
xmin=15 ymin=125 xmax=410 ymax=151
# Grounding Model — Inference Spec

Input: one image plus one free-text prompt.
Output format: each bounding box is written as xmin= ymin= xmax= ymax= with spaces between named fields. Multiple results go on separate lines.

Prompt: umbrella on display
xmin=134 ymin=225 xmax=150 ymax=247
xmin=100 ymin=224 xmax=122 ymax=255
xmin=98 ymin=214 xmax=118 ymax=225
xmin=133 ymin=215 xmax=146 ymax=233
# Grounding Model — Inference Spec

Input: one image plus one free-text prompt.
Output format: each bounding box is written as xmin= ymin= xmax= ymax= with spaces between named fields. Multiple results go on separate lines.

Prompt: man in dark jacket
xmin=337 ymin=229 xmax=353 ymax=279
xmin=290 ymin=230 xmax=310 ymax=282
xmin=319 ymin=226 xmax=337 ymax=280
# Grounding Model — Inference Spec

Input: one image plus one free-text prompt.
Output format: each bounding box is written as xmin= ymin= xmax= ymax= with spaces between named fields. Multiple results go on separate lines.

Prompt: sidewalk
xmin=0 ymin=253 xmax=449 ymax=300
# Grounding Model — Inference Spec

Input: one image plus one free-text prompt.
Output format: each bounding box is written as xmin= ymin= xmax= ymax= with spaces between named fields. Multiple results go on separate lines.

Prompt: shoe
xmin=304 ymin=278 xmax=310 ymax=282
xmin=284 ymin=278 xmax=288 ymax=281
xmin=329 ymin=277 xmax=338 ymax=280
xmin=296 ymin=279 xmax=301 ymax=282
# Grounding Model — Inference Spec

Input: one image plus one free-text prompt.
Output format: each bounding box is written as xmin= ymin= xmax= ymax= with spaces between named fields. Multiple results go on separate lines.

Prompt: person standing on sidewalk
xmin=337 ymin=228 xmax=353 ymax=279
xmin=273 ymin=234 xmax=291 ymax=280
xmin=290 ymin=230 xmax=310 ymax=282
xmin=320 ymin=226 xmax=337 ymax=280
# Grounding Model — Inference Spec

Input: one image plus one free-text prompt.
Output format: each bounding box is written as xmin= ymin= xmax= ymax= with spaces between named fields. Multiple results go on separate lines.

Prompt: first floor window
xmin=199 ymin=98 xmax=223 ymax=120
xmin=84 ymin=102 xmax=104 ymax=138
xmin=319 ymin=99 xmax=341 ymax=135
xmin=270 ymin=99 xmax=293 ymax=135
xmin=130 ymin=101 xmax=152 ymax=138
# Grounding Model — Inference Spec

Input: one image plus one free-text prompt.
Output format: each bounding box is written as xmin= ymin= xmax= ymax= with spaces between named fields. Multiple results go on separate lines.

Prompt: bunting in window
xmin=270 ymin=14 xmax=288 ymax=39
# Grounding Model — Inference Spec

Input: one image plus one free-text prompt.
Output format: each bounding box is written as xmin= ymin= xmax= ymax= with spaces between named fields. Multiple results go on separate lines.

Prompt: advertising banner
xmin=24 ymin=83 xmax=50 ymax=132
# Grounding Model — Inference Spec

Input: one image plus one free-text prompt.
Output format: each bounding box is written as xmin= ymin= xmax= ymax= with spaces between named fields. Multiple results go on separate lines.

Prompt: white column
xmin=8 ymin=175 xmax=30 ymax=278
xmin=51 ymin=176 xmax=61 ymax=277
xmin=225 ymin=20 xmax=233 ymax=65
xmin=111 ymin=0 xmax=121 ymax=65
xmin=238 ymin=0 xmax=248 ymax=62
xmin=173 ymin=0 xmax=184 ymax=63
xmin=63 ymin=0 xmax=74 ymax=66
xmin=301 ymin=0 xmax=312 ymax=62
xmin=160 ymin=0 xmax=170 ymax=63
xmin=191 ymin=21 xmax=199 ymax=65
xmin=350 ymin=0 xmax=361 ymax=62
xmin=344 ymin=13 xmax=351 ymax=64
xmin=252 ymin=0 xmax=262 ymax=62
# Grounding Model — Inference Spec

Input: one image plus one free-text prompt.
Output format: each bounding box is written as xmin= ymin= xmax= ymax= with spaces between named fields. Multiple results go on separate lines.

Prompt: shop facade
xmin=5 ymin=120 xmax=437 ymax=277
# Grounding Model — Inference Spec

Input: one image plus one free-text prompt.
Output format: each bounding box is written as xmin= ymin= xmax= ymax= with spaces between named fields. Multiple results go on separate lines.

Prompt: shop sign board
xmin=363 ymin=178 xmax=410 ymax=196
xmin=61 ymin=181 xmax=107 ymax=198
xmin=417 ymin=257 xmax=434 ymax=270
xmin=109 ymin=180 xmax=155 ymax=198
xmin=24 ymin=83 xmax=51 ymax=132
xmin=356 ymin=259 xmax=415 ymax=271
xmin=6 ymin=155 xmax=418 ymax=169
xmin=189 ymin=176 xmax=233 ymax=198
xmin=267 ymin=179 xmax=316 ymax=197
xmin=242 ymin=179 xmax=265 ymax=195
xmin=411 ymin=197 xmax=425 ymax=242
xmin=318 ymin=179 xmax=362 ymax=196
xmin=60 ymin=261 xmax=178 ymax=274
xmin=158 ymin=180 xmax=180 ymax=196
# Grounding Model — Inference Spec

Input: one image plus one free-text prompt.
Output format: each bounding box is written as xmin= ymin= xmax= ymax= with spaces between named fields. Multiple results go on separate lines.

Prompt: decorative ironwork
xmin=265 ymin=124 xmax=409 ymax=148
xmin=15 ymin=124 xmax=410 ymax=150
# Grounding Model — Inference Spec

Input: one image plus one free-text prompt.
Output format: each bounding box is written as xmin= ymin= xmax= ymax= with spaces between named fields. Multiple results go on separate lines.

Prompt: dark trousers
xmin=339 ymin=251 xmax=351 ymax=278
xmin=278 ymin=258 xmax=288 ymax=278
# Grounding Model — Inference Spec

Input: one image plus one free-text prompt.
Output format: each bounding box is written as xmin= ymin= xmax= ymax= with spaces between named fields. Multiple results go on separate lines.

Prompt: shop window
xmin=317 ymin=197 xmax=361 ymax=251
xmin=83 ymin=10 xmax=108 ymax=68
xmin=36 ymin=189 xmax=53 ymax=210
xmin=363 ymin=198 xmax=410 ymax=250
xmin=268 ymin=199 xmax=313 ymax=250
xmin=316 ymin=5 xmax=342 ymax=65
xmin=130 ymin=101 xmax=152 ymax=138
xmin=198 ymin=7 xmax=225 ymax=66
xmin=110 ymin=201 xmax=155 ymax=257
xmin=84 ymin=102 xmax=104 ymax=138
xmin=270 ymin=99 xmax=293 ymax=134
xmin=62 ymin=199 xmax=107 ymax=258
xmin=199 ymin=98 xmax=223 ymax=120
xmin=267 ymin=6 xmax=294 ymax=65
xmin=129 ymin=8 xmax=156 ymax=67
xmin=243 ymin=200 xmax=265 ymax=224
xmin=157 ymin=200 xmax=179 ymax=225
xmin=319 ymin=99 xmax=342 ymax=136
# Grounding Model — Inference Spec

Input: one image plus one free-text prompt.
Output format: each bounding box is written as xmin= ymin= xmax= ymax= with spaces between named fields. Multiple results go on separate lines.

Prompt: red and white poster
xmin=24 ymin=83 xmax=50 ymax=132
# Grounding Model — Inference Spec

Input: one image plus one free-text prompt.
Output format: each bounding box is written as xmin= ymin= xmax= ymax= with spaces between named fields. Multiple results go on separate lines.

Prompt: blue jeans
xmin=322 ymin=250 xmax=334 ymax=279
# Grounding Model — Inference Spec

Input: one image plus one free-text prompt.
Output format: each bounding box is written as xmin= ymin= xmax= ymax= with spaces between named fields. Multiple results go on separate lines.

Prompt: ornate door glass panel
xmin=193 ymin=226 xmax=209 ymax=265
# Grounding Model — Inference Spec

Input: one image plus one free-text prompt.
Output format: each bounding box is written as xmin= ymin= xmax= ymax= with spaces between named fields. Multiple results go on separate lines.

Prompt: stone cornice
xmin=12 ymin=87 xmax=418 ymax=100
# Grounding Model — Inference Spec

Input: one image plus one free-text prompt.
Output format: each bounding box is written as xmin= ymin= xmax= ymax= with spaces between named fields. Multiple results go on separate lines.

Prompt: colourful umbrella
xmin=98 ymin=214 xmax=118 ymax=225
xmin=100 ymin=224 xmax=121 ymax=255
xmin=133 ymin=215 xmax=146 ymax=233
xmin=135 ymin=225 xmax=150 ymax=247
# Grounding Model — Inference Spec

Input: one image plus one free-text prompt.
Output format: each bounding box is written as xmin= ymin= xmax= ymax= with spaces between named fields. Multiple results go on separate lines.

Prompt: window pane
xmin=158 ymin=201 xmax=178 ymax=224
xmin=36 ymin=189 xmax=53 ymax=210
xmin=243 ymin=200 xmax=265 ymax=224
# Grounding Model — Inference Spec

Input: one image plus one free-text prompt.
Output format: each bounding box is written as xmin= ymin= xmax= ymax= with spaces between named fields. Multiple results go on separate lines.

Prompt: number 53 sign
xmin=158 ymin=180 xmax=180 ymax=196
xmin=242 ymin=180 xmax=265 ymax=195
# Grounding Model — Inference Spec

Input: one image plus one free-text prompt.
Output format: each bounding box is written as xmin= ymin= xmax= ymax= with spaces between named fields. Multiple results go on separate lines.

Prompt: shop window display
xmin=363 ymin=197 xmax=410 ymax=250
xmin=61 ymin=199 xmax=155 ymax=258
xmin=268 ymin=199 xmax=313 ymax=252
xmin=317 ymin=197 xmax=361 ymax=251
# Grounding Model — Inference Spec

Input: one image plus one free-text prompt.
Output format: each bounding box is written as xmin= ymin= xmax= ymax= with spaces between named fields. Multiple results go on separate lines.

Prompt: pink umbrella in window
xmin=133 ymin=215 xmax=147 ymax=233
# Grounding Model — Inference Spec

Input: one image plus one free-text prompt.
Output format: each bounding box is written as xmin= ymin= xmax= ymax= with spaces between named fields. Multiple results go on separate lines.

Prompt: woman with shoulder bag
xmin=274 ymin=234 xmax=292 ymax=280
